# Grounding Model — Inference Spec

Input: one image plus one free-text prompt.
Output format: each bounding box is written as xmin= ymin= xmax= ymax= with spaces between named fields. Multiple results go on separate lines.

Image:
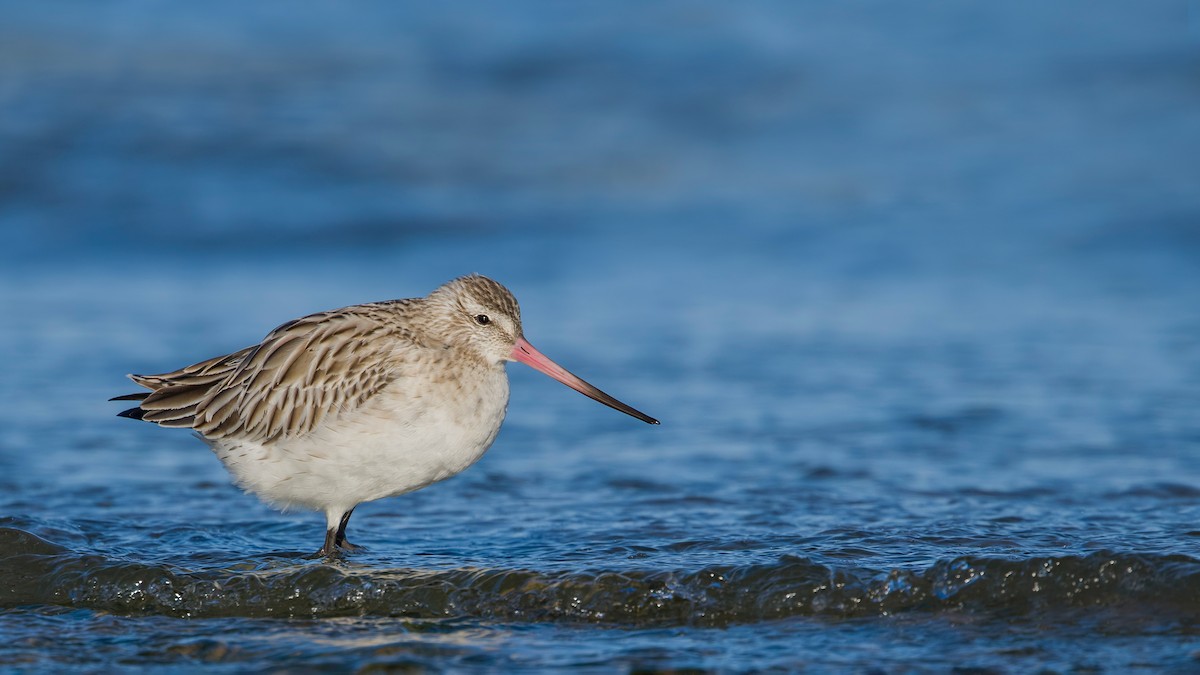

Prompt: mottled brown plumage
xmin=136 ymin=304 xmax=415 ymax=441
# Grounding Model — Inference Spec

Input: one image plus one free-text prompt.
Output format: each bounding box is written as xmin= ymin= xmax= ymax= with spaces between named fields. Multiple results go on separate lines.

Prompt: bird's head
xmin=427 ymin=274 xmax=524 ymax=366
xmin=427 ymin=274 xmax=658 ymax=425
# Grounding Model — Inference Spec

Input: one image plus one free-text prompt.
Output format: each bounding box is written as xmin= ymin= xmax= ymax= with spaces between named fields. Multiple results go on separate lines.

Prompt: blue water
xmin=2 ymin=1 xmax=1200 ymax=671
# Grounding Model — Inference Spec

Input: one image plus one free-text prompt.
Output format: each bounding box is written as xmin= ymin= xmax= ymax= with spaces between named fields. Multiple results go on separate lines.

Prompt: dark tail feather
xmin=117 ymin=406 xmax=148 ymax=420
xmin=113 ymin=391 xmax=149 ymax=421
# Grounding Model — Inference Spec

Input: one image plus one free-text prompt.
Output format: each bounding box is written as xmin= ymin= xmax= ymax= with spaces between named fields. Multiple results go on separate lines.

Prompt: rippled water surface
xmin=2 ymin=2 xmax=1200 ymax=672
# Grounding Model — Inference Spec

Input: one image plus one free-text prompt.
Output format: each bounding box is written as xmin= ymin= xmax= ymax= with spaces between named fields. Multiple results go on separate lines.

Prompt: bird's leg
xmin=314 ymin=527 xmax=339 ymax=558
xmin=334 ymin=507 xmax=360 ymax=551
xmin=313 ymin=508 xmax=352 ymax=558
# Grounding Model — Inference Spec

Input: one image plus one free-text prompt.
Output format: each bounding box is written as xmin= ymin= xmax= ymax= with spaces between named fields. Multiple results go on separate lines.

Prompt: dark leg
xmin=334 ymin=508 xmax=360 ymax=551
xmin=313 ymin=507 xmax=362 ymax=557
xmin=315 ymin=526 xmax=339 ymax=558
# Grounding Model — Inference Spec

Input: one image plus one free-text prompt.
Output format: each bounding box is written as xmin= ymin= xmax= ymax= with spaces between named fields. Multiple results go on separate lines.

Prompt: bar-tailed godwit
xmin=113 ymin=275 xmax=657 ymax=556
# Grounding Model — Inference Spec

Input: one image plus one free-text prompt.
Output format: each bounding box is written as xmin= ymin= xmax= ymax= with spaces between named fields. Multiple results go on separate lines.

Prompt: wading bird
xmin=113 ymin=275 xmax=658 ymax=556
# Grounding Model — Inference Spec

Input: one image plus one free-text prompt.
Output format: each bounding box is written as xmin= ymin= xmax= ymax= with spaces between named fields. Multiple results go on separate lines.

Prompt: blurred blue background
xmin=3 ymin=1 xmax=1197 ymax=465
xmin=2 ymin=1 xmax=1200 ymax=671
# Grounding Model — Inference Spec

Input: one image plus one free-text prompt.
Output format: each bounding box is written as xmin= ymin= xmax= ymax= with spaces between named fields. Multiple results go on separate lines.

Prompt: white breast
xmin=207 ymin=365 xmax=511 ymax=515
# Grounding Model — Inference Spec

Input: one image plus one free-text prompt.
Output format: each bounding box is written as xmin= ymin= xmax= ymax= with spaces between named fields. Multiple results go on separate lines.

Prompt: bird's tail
xmin=110 ymin=347 xmax=253 ymax=427
xmin=110 ymin=387 xmax=150 ymax=420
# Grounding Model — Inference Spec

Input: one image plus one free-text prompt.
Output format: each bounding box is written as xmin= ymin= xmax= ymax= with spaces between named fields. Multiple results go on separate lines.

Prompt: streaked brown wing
xmin=130 ymin=346 xmax=254 ymax=391
xmin=136 ymin=306 xmax=411 ymax=442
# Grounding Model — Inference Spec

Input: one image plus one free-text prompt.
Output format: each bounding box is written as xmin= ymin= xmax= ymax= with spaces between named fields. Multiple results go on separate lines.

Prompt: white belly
xmin=205 ymin=368 xmax=510 ymax=516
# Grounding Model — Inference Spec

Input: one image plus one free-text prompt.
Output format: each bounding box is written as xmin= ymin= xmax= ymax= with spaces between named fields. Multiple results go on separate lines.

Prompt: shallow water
xmin=3 ymin=2 xmax=1200 ymax=672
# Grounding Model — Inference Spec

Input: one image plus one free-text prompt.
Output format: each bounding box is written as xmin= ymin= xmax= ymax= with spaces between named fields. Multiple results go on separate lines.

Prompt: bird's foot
xmin=313 ymin=528 xmax=346 ymax=559
xmin=307 ymin=543 xmax=362 ymax=559
xmin=310 ymin=531 xmax=364 ymax=558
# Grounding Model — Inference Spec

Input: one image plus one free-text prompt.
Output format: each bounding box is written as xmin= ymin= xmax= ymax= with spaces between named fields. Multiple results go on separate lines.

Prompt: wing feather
xmin=134 ymin=304 xmax=415 ymax=442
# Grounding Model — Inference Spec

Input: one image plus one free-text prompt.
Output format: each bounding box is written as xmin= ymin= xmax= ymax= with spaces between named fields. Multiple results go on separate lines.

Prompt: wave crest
xmin=2 ymin=528 xmax=1196 ymax=625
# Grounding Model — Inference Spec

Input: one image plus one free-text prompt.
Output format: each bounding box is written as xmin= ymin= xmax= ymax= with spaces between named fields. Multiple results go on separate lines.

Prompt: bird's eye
xmin=475 ymin=314 xmax=491 ymax=326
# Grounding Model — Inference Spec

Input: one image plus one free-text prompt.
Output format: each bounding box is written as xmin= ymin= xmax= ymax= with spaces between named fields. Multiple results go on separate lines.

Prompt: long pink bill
xmin=510 ymin=337 xmax=659 ymax=425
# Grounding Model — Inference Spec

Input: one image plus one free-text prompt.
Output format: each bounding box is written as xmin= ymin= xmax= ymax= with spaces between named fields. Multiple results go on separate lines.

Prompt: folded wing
xmin=123 ymin=306 xmax=411 ymax=443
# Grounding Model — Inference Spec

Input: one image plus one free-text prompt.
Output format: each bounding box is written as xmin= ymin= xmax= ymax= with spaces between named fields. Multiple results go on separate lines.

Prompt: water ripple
xmin=3 ymin=528 xmax=1196 ymax=627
